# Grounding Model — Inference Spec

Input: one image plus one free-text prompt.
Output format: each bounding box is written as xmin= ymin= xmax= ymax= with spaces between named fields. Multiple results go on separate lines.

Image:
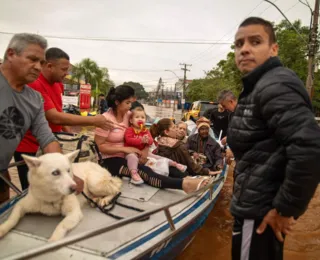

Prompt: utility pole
xmin=306 ymin=0 xmax=319 ymax=99
xmin=180 ymin=63 xmax=192 ymax=113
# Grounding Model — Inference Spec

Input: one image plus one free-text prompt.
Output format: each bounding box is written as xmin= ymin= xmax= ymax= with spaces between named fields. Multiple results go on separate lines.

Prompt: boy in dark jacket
xmin=228 ymin=17 xmax=320 ymax=260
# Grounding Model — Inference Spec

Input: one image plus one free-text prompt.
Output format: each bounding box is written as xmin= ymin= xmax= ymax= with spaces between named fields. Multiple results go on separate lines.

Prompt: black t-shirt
xmin=99 ymin=99 xmax=108 ymax=114
xmin=210 ymin=109 xmax=229 ymax=138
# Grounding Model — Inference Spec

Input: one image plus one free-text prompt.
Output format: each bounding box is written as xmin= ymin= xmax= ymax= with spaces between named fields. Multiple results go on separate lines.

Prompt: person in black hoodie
xmin=228 ymin=17 xmax=320 ymax=260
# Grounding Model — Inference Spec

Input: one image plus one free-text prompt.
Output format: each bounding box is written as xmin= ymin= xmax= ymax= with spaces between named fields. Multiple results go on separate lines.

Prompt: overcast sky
xmin=0 ymin=0 xmax=313 ymax=91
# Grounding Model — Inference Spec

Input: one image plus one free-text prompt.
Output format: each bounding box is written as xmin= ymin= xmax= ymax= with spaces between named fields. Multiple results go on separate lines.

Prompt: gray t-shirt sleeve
xmin=31 ymin=94 xmax=56 ymax=150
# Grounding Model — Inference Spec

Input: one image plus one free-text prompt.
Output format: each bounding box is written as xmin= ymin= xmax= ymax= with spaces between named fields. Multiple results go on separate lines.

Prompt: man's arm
xmin=259 ymin=81 xmax=320 ymax=218
xmin=43 ymin=141 xmax=61 ymax=153
xmin=31 ymin=97 xmax=59 ymax=153
xmin=45 ymin=108 xmax=113 ymax=130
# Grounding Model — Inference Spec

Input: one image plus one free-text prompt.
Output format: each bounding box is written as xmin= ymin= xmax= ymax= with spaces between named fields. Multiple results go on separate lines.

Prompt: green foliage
xmin=72 ymin=59 xmax=114 ymax=96
xmin=123 ymin=81 xmax=149 ymax=100
xmin=187 ymin=50 xmax=241 ymax=102
xmin=275 ymin=20 xmax=309 ymax=82
xmin=187 ymin=19 xmax=320 ymax=114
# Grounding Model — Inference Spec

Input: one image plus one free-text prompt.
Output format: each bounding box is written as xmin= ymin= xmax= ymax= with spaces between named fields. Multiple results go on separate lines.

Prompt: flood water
xmin=8 ymin=104 xmax=320 ymax=259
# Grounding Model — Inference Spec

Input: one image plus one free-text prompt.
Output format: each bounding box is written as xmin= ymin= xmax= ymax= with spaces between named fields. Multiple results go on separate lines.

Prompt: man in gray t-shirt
xmin=0 ymin=33 xmax=61 ymax=203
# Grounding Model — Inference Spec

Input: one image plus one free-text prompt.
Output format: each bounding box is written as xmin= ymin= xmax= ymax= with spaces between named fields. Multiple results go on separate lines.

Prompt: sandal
xmin=196 ymin=177 xmax=213 ymax=191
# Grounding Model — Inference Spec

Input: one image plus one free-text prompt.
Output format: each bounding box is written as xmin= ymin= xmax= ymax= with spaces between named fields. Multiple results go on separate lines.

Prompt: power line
xmin=187 ymin=0 xmax=265 ymax=64
xmin=195 ymin=0 xmax=280 ymax=65
xmin=0 ymin=31 xmax=232 ymax=45
xmin=263 ymin=0 xmax=308 ymax=44
xmin=137 ymin=77 xmax=178 ymax=84
xmin=108 ymin=68 xmax=179 ymax=72
xmin=275 ymin=1 xmax=301 ymax=20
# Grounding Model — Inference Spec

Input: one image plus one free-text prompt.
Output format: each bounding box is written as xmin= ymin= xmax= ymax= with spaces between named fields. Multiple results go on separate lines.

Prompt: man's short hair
xmin=239 ymin=17 xmax=276 ymax=44
xmin=4 ymin=33 xmax=47 ymax=60
xmin=45 ymin=47 xmax=69 ymax=62
xmin=98 ymin=94 xmax=105 ymax=97
xmin=217 ymin=90 xmax=237 ymax=103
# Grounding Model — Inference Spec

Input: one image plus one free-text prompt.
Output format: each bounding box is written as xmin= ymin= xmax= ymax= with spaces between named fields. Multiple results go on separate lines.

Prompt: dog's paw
xmin=0 ymin=226 xmax=9 ymax=238
xmin=48 ymin=230 xmax=66 ymax=242
xmin=98 ymin=197 xmax=112 ymax=208
xmin=48 ymin=234 xmax=62 ymax=242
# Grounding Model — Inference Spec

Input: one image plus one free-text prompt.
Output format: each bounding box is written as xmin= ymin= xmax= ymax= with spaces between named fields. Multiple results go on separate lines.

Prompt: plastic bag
xmin=145 ymin=157 xmax=170 ymax=176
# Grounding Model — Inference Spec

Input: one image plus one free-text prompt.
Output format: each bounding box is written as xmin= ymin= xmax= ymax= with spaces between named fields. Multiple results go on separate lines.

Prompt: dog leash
xmin=81 ymin=192 xmax=149 ymax=221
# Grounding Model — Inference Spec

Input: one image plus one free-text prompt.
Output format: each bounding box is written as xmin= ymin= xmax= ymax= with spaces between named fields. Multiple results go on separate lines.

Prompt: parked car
xmin=182 ymin=101 xmax=218 ymax=121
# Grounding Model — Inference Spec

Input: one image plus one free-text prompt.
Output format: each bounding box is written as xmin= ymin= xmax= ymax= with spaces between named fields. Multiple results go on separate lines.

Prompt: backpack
xmin=36 ymin=132 xmax=102 ymax=163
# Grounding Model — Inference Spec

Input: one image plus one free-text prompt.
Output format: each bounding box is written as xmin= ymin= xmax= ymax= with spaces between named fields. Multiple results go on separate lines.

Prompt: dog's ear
xmin=21 ymin=154 xmax=41 ymax=169
xmin=65 ymin=150 xmax=80 ymax=163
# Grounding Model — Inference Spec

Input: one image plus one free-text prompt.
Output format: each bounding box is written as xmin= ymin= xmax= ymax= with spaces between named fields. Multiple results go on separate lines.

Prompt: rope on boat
xmin=81 ymin=191 xmax=150 ymax=221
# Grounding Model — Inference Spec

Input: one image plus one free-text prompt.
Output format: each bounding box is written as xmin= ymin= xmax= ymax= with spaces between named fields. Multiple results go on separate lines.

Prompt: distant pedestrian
xmin=98 ymin=94 xmax=108 ymax=114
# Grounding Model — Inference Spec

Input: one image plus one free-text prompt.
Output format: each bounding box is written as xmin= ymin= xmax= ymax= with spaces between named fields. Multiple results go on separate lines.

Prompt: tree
xmin=72 ymin=59 xmax=114 ymax=95
xmin=275 ymin=20 xmax=309 ymax=82
xmin=71 ymin=58 xmax=115 ymax=108
xmin=123 ymin=81 xmax=149 ymax=100
xmin=72 ymin=58 xmax=100 ymax=85
xmin=187 ymin=19 xmax=320 ymax=114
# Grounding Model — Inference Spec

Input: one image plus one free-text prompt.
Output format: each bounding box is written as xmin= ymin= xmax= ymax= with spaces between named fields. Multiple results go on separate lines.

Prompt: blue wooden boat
xmin=0 ymin=166 xmax=227 ymax=260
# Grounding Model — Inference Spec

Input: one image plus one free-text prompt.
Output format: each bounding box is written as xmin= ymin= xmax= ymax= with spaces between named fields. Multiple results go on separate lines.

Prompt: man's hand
xmin=94 ymin=115 xmax=114 ymax=130
xmin=256 ymin=208 xmax=296 ymax=242
xmin=226 ymin=148 xmax=234 ymax=165
xmin=193 ymin=152 xmax=200 ymax=159
xmin=73 ymin=175 xmax=84 ymax=195
xmin=221 ymin=137 xmax=227 ymax=146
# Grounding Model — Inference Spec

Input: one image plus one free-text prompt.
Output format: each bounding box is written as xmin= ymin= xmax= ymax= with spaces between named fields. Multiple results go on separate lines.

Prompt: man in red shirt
xmin=15 ymin=47 xmax=113 ymax=190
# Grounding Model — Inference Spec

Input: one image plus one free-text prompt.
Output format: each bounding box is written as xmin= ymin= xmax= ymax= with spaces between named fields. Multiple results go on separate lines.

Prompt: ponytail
xmin=150 ymin=118 xmax=173 ymax=138
xmin=150 ymin=124 xmax=160 ymax=138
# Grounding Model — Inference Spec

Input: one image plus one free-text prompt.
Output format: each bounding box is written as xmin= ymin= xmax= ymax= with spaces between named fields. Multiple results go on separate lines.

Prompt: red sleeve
xmin=29 ymin=81 xmax=55 ymax=112
xmin=124 ymin=128 xmax=143 ymax=147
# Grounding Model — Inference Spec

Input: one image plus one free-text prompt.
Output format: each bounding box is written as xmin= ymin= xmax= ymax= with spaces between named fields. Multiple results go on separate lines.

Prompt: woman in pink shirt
xmin=95 ymin=85 xmax=212 ymax=193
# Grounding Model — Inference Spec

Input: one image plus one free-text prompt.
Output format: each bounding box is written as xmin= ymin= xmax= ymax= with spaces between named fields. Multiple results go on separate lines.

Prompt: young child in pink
xmin=124 ymin=107 xmax=186 ymax=185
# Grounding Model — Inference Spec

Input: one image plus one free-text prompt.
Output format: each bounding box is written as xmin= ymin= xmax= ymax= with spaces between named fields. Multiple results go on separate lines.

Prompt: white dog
xmin=0 ymin=151 xmax=122 ymax=241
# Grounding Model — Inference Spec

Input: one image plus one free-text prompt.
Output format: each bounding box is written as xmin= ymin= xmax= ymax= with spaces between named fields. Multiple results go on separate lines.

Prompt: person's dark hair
xmin=150 ymin=118 xmax=173 ymax=138
xmin=130 ymin=101 xmax=144 ymax=111
xmin=98 ymin=94 xmax=105 ymax=97
xmin=239 ymin=17 xmax=276 ymax=44
xmin=45 ymin=47 xmax=69 ymax=62
xmin=106 ymin=85 xmax=135 ymax=112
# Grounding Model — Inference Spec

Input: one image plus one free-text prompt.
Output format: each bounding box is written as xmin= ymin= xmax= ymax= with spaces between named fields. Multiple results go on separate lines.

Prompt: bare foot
xmin=182 ymin=177 xmax=211 ymax=194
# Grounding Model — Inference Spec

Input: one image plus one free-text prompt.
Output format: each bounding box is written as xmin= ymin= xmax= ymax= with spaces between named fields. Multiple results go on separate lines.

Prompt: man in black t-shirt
xmin=98 ymin=94 xmax=108 ymax=114
xmin=209 ymin=104 xmax=229 ymax=139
